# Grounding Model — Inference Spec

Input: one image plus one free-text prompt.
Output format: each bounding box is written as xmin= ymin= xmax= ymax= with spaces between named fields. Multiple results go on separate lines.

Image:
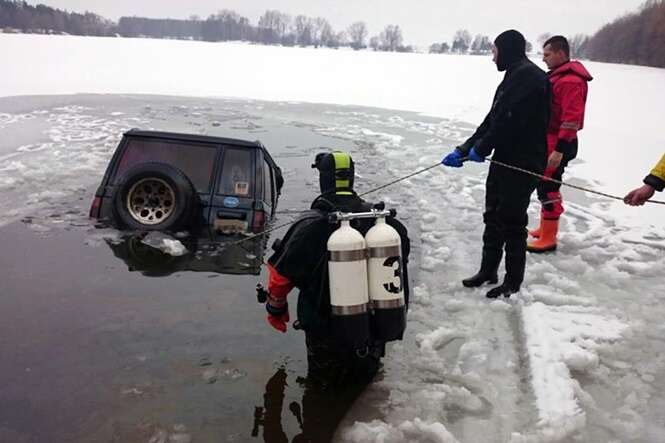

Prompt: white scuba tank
xmin=327 ymin=220 xmax=371 ymax=348
xmin=365 ymin=216 xmax=406 ymax=341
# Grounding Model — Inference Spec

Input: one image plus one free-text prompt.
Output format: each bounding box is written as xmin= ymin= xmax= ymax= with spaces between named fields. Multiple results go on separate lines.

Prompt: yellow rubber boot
xmin=528 ymin=217 xmax=543 ymax=238
xmin=527 ymin=219 xmax=558 ymax=253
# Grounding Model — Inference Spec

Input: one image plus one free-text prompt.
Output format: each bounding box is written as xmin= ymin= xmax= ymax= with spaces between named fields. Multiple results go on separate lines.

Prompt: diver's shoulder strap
xmin=296 ymin=208 xmax=327 ymax=222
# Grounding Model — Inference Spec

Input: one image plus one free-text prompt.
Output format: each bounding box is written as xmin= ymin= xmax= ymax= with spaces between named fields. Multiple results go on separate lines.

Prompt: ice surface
xmin=323 ymin=112 xmax=665 ymax=442
xmin=2 ymin=34 xmax=665 ymax=442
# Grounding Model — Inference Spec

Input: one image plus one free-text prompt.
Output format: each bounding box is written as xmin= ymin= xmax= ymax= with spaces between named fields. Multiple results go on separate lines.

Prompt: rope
xmin=223 ymin=217 xmax=300 ymax=248
xmin=359 ymin=163 xmax=442 ymax=197
xmin=223 ymin=157 xmax=664 ymax=249
xmin=485 ymin=158 xmax=665 ymax=206
xmin=225 ymin=162 xmax=443 ymax=248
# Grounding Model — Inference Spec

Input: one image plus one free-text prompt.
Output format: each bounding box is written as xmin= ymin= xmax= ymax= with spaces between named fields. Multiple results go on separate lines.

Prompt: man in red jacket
xmin=528 ymin=35 xmax=593 ymax=253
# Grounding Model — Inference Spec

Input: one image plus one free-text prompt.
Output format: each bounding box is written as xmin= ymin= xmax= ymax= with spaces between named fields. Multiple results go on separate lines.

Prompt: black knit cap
xmin=494 ymin=29 xmax=526 ymax=71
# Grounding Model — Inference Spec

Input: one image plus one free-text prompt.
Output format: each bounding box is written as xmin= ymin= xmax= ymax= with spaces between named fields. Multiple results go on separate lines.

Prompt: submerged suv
xmin=90 ymin=130 xmax=283 ymax=234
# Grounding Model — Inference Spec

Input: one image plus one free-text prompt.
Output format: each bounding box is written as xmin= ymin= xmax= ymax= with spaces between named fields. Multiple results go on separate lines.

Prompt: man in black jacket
xmin=441 ymin=29 xmax=550 ymax=298
xmin=263 ymin=151 xmax=411 ymax=385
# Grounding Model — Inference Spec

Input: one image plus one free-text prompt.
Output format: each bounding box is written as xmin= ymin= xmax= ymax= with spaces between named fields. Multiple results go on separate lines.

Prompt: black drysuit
xmin=268 ymin=193 xmax=410 ymax=384
xmin=457 ymin=58 xmax=550 ymax=286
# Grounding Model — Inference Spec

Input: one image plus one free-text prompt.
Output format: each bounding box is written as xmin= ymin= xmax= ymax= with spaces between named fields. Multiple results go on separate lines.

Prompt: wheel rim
xmin=126 ymin=178 xmax=176 ymax=225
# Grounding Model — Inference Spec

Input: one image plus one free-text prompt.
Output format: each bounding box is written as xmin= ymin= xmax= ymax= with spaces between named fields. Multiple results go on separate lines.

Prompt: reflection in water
xmin=102 ymin=230 xmax=376 ymax=441
xmin=105 ymin=230 xmax=266 ymax=276
xmin=252 ymin=366 xmax=371 ymax=443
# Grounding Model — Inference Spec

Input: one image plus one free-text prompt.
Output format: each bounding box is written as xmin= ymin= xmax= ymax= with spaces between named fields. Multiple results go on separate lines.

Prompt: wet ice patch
xmin=141 ymin=232 xmax=188 ymax=256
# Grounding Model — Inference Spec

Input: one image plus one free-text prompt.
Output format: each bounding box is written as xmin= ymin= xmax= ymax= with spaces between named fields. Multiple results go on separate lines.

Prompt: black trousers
xmin=305 ymin=333 xmax=383 ymax=388
xmin=480 ymin=168 xmax=538 ymax=286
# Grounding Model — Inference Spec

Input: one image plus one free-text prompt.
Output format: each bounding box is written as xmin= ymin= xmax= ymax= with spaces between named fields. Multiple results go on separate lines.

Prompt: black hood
xmin=494 ymin=30 xmax=526 ymax=72
xmin=311 ymin=151 xmax=355 ymax=195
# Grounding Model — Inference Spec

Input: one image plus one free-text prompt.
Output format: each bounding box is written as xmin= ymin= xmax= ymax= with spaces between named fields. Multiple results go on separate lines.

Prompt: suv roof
xmin=124 ymin=129 xmax=264 ymax=149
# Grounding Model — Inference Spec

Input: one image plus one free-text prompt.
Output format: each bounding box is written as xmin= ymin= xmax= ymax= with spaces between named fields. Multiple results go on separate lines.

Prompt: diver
xmin=260 ymin=151 xmax=411 ymax=387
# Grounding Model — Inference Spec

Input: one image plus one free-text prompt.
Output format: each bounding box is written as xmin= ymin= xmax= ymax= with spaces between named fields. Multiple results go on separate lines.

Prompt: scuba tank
xmin=365 ymin=216 xmax=406 ymax=341
xmin=327 ymin=219 xmax=371 ymax=349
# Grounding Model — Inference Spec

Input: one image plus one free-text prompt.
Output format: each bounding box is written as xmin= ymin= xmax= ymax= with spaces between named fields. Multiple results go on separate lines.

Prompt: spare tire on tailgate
xmin=112 ymin=162 xmax=197 ymax=231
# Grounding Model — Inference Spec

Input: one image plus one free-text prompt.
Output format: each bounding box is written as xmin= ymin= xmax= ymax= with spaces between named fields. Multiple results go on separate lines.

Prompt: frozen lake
xmin=1 ymin=34 xmax=665 ymax=442
xmin=0 ymin=94 xmax=433 ymax=442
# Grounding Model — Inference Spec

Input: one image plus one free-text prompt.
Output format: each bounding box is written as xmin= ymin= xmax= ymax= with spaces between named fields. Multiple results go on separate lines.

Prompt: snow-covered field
xmin=2 ymin=34 xmax=665 ymax=442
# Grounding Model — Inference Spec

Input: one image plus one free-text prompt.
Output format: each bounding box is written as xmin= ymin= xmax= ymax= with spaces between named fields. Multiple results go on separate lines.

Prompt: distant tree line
xmin=535 ymin=3 xmax=664 ymax=65
xmin=5 ymin=0 xmax=664 ymax=67
xmin=0 ymin=0 xmax=415 ymax=52
xmin=0 ymin=0 xmax=113 ymax=35
xmin=429 ymin=29 xmax=531 ymax=55
xmin=585 ymin=0 xmax=665 ymax=67
xmin=429 ymin=29 xmax=595 ymax=60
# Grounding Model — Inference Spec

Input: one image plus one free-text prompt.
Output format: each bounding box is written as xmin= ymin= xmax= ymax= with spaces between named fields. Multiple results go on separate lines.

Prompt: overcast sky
xmin=29 ymin=0 xmax=645 ymax=47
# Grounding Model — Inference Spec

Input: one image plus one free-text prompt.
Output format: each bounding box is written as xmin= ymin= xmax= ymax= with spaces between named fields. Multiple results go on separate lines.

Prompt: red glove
xmin=266 ymin=298 xmax=289 ymax=333
xmin=267 ymin=311 xmax=290 ymax=333
xmin=265 ymin=264 xmax=293 ymax=333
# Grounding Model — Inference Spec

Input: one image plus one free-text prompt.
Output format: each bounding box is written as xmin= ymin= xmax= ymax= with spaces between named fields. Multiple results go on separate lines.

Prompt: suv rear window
xmin=218 ymin=148 xmax=253 ymax=197
xmin=115 ymin=138 xmax=217 ymax=192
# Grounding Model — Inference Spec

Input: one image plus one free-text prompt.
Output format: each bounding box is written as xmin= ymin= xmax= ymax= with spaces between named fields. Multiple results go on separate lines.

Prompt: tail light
xmin=89 ymin=196 xmax=102 ymax=218
xmin=251 ymin=210 xmax=266 ymax=233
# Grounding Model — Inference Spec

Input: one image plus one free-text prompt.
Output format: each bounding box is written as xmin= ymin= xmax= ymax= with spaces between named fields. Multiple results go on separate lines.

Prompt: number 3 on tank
xmin=382 ymin=256 xmax=402 ymax=294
